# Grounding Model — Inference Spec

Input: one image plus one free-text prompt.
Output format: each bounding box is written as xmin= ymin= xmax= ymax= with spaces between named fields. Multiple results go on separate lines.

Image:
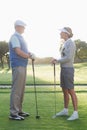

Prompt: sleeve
xmin=10 ymin=35 xmax=20 ymax=48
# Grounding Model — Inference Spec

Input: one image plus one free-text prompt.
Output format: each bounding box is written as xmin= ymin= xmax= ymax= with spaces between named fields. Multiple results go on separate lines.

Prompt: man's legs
xmin=10 ymin=66 xmax=26 ymax=116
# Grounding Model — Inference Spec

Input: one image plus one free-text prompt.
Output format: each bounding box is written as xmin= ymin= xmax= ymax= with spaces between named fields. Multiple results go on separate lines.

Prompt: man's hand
xmin=29 ymin=52 xmax=35 ymax=60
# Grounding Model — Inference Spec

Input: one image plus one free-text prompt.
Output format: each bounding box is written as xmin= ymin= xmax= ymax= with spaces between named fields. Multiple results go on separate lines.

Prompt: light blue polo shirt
xmin=9 ymin=32 xmax=28 ymax=67
xmin=10 ymin=32 xmax=21 ymax=48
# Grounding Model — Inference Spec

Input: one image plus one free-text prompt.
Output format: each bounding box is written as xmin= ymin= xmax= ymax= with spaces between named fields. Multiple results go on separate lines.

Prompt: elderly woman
xmin=52 ymin=27 xmax=79 ymax=120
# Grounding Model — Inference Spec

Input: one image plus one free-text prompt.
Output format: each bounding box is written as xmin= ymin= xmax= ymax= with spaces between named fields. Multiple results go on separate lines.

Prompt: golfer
xmin=9 ymin=20 xmax=35 ymax=120
xmin=52 ymin=27 xmax=79 ymax=120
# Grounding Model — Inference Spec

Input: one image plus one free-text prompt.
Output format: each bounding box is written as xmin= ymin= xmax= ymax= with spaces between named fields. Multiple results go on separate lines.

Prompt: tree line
xmin=0 ymin=39 xmax=87 ymax=69
xmin=0 ymin=41 xmax=10 ymax=69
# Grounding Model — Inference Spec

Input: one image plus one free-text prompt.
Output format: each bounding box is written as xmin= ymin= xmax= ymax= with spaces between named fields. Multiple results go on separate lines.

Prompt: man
xmin=9 ymin=20 xmax=35 ymax=120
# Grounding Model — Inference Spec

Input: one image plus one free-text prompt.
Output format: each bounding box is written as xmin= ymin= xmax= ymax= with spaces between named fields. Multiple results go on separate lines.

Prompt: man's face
xmin=15 ymin=25 xmax=25 ymax=34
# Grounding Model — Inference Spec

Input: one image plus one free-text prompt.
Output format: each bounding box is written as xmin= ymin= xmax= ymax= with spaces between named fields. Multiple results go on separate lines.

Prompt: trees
xmin=0 ymin=39 xmax=87 ymax=69
xmin=0 ymin=41 xmax=9 ymax=68
xmin=75 ymin=39 xmax=87 ymax=62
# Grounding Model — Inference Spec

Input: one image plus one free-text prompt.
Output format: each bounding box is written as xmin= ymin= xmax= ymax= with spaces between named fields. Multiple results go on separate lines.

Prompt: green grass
xmin=74 ymin=62 xmax=87 ymax=84
xmin=0 ymin=86 xmax=87 ymax=130
xmin=0 ymin=63 xmax=87 ymax=129
xmin=0 ymin=62 xmax=87 ymax=85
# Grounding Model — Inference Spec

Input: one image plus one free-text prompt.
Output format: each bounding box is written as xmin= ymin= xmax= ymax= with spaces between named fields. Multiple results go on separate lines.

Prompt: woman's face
xmin=60 ymin=32 xmax=68 ymax=41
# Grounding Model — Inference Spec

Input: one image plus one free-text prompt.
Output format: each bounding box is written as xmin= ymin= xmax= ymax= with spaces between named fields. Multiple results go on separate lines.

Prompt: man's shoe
xmin=9 ymin=115 xmax=24 ymax=120
xmin=55 ymin=109 xmax=68 ymax=117
xmin=67 ymin=112 xmax=79 ymax=121
xmin=18 ymin=112 xmax=30 ymax=117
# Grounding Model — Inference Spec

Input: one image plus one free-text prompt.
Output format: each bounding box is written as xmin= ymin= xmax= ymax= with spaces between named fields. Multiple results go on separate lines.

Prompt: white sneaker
xmin=55 ymin=109 xmax=68 ymax=117
xmin=67 ymin=112 xmax=79 ymax=121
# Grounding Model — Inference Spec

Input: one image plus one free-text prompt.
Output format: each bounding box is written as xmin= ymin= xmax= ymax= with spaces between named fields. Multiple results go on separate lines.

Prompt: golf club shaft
xmin=54 ymin=63 xmax=56 ymax=115
xmin=32 ymin=60 xmax=39 ymax=116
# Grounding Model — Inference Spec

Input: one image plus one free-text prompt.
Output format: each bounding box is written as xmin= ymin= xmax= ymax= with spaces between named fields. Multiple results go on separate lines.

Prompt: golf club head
xmin=36 ymin=115 xmax=40 ymax=119
xmin=52 ymin=115 xmax=57 ymax=119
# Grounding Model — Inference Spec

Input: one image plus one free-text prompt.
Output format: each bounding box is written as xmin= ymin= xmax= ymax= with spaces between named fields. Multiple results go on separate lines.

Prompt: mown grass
xmin=0 ymin=86 xmax=87 ymax=130
xmin=0 ymin=62 xmax=87 ymax=130
xmin=0 ymin=62 xmax=87 ymax=85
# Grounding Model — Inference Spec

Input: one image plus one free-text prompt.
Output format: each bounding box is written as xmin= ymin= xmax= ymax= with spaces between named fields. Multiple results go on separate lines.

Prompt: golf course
xmin=0 ymin=62 xmax=87 ymax=130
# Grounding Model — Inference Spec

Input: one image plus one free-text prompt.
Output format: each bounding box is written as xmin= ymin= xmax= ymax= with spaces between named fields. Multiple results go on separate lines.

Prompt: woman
xmin=52 ymin=27 xmax=79 ymax=120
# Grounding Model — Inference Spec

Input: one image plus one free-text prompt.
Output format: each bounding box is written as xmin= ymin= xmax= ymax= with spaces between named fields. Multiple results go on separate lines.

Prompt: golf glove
xmin=30 ymin=53 xmax=35 ymax=60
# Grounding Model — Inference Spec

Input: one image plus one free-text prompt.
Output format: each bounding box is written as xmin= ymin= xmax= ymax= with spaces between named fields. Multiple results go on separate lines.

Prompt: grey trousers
xmin=10 ymin=66 xmax=26 ymax=115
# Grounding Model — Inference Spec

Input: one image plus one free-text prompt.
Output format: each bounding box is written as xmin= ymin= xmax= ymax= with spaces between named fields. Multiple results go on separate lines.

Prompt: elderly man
xmin=9 ymin=20 xmax=35 ymax=120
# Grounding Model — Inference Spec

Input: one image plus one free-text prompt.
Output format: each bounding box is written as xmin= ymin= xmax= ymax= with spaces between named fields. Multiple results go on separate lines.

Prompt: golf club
xmin=32 ymin=59 xmax=40 ymax=119
xmin=52 ymin=63 xmax=57 ymax=119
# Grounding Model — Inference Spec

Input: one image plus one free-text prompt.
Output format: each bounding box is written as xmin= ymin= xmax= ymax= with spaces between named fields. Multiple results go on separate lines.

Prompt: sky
xmin=0 ymin=0 xmax=87 ymax=58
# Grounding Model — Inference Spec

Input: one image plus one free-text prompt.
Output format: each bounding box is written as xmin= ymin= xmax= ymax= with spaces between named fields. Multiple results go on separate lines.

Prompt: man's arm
xmin=14 ymin=47 xmax=30 ymax=58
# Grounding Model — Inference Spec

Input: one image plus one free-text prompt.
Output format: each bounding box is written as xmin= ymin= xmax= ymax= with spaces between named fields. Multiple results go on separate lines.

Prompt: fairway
xmin=0 ymin=62 xmax=87 ymax=129
xmin=0 ymin=62 xmax=87 ymax=85
xmin=0 ymin=86 xmax=87 ymax=130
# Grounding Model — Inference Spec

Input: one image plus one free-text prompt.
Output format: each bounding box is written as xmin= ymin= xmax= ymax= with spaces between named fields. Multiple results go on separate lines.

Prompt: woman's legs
xmin=62 ymin=88 xmax=69 ymax=109
xmin=62 ymin=88 xmax=78 ymax=111
xmin=68 ymin=88 xmax=78 ymax=111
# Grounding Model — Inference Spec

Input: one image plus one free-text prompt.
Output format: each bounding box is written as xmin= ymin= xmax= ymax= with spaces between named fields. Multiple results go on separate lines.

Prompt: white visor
xmin=59 ymin=28 xmax=70 ymax=35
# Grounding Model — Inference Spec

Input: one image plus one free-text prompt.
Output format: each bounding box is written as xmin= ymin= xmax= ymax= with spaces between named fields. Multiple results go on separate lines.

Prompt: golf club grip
xmin=54 ymin=63 xmax=55 ymax=77
xmin=32 ymin=60 xmax=36 ymax=90
xmin=32 ymin=60 xmax=34 ymax=73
